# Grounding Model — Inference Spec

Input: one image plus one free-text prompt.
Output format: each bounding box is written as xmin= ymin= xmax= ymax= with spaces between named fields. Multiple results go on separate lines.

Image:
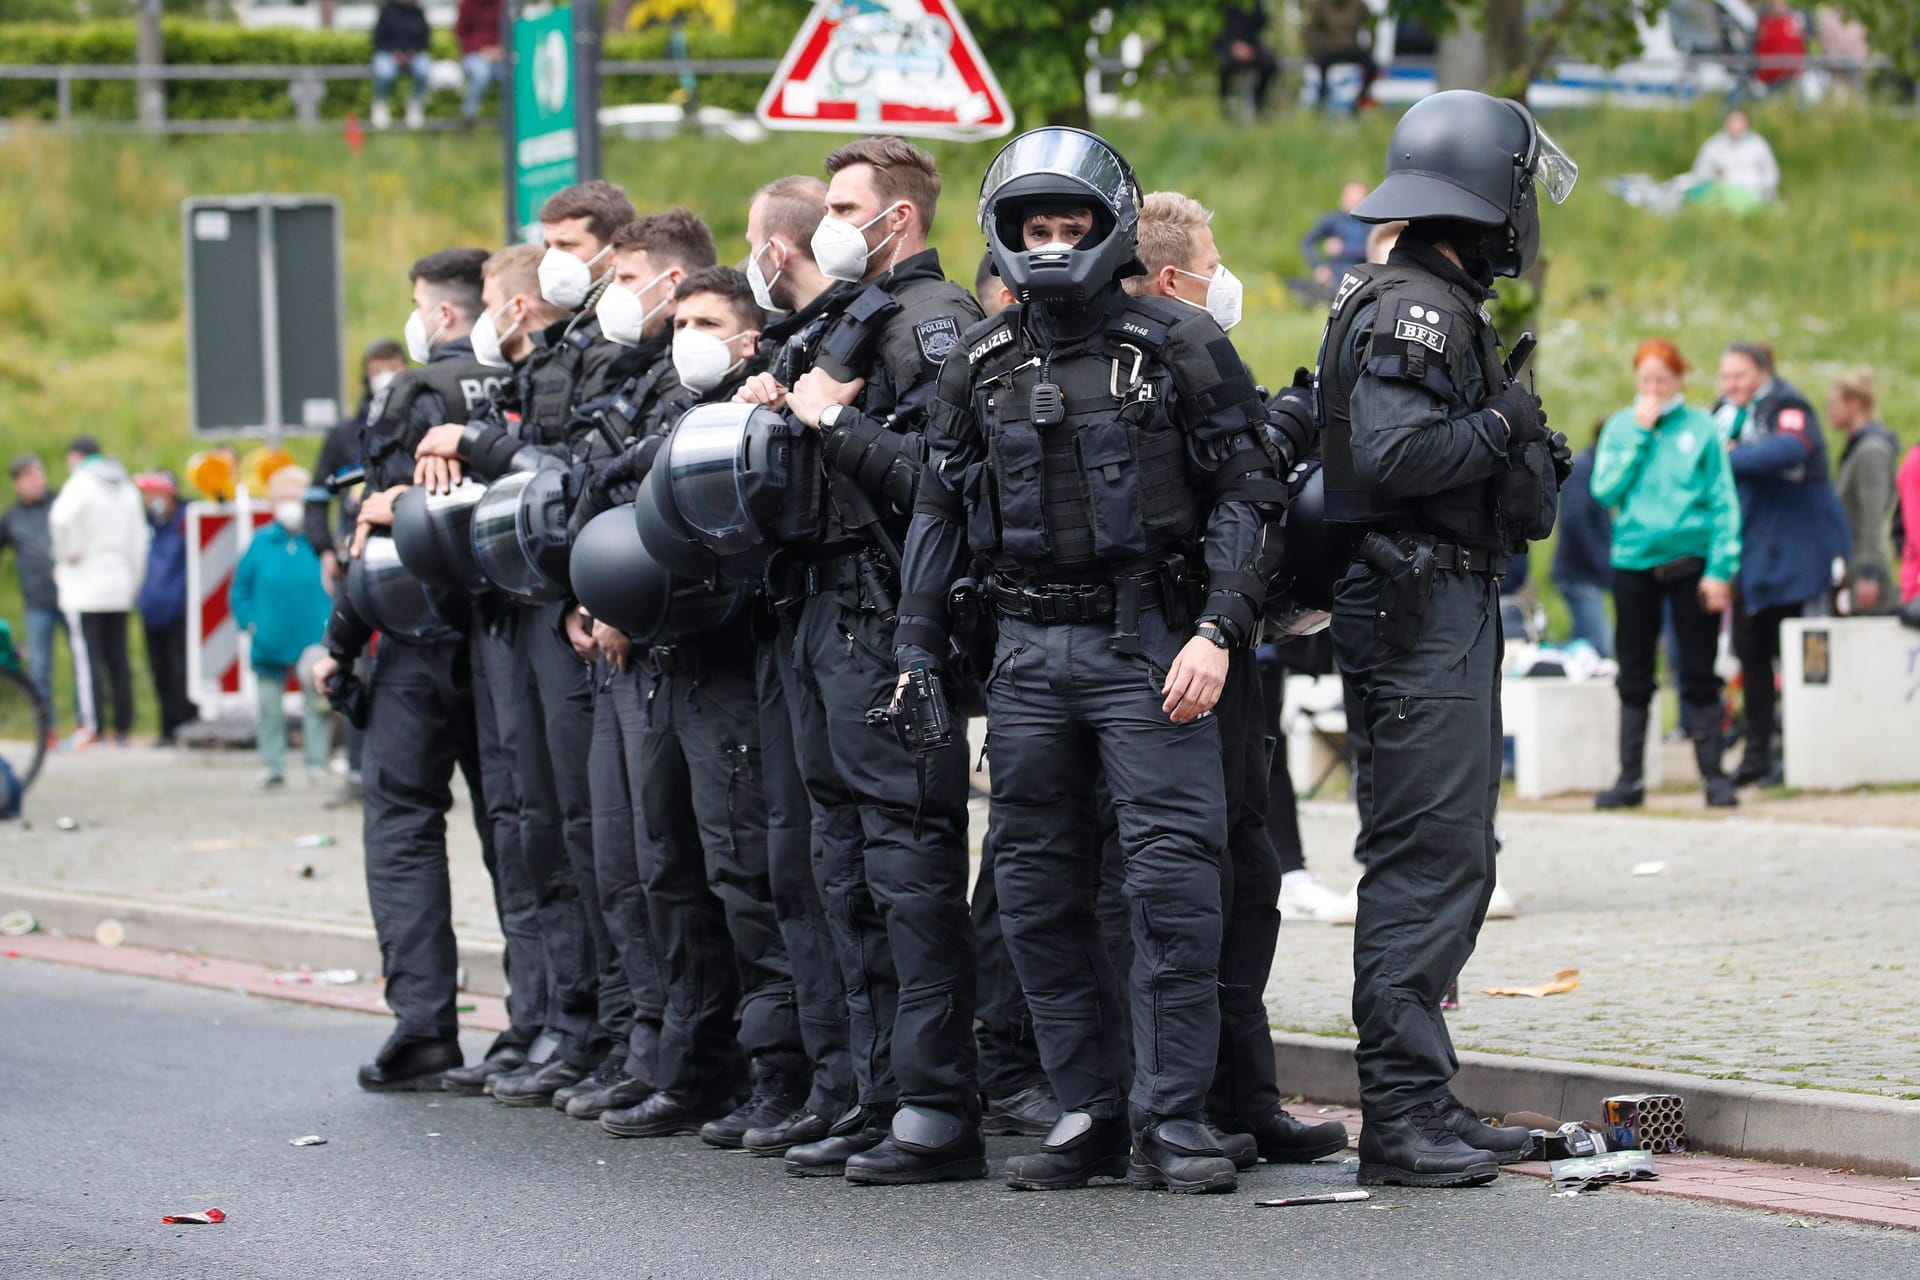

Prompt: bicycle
xmin=0 ymin=619 xmax=52 ymax=817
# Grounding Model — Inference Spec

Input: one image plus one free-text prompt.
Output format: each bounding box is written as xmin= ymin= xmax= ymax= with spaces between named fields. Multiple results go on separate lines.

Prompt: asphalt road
xmin=3 ymin=962 xmax=1917 ymax=1280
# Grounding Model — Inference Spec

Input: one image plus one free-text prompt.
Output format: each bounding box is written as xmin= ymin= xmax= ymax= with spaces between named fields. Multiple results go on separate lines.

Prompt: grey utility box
xmin=183 ymin=194 xmax=344 ymax=438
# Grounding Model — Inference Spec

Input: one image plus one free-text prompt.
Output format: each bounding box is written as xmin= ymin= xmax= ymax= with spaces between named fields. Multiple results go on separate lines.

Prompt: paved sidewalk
xmin=6 ymin=743 xmax=1919 ymax=1100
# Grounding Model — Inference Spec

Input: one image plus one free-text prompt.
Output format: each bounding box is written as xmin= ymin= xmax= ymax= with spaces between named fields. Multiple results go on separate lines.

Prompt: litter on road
xmin=289 ymin=1135 xmax=327 ymax=1146
xmin=1257 ymin=1190 xmax=1372 ymax=1207
xmin=160 ymin=1208 xmax=226 ymax=1224
xmin=1484 ymin=968 xmax=1580 ymax=998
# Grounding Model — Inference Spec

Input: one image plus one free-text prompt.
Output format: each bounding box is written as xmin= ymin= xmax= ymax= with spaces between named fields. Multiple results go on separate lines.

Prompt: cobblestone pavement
xmin=7 ymin=742 xmax=1918 ymax=1098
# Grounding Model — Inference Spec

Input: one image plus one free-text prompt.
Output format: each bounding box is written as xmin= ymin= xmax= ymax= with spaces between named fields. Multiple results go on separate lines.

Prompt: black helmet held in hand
xmin=978 ymin=126 xmax=1144 ymax=309
xmin=392 ymin=481 xmax=491 ymax=594
xmin=1353 ymin=90 xmax=1578 ymax=277
xmin=470 ymin=466 xmax=575 ymax=605
xmin=570 ymin=505 xmax=751 ymax=646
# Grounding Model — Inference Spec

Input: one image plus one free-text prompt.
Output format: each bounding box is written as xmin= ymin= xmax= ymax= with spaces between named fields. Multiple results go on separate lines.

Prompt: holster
xmin=1357 ymin=532 xmax=1435 ymax=653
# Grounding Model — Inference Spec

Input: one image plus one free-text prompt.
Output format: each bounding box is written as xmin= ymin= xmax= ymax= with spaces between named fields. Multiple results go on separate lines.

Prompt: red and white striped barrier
xmin=185 ymin=498 xmax=274 ymax=714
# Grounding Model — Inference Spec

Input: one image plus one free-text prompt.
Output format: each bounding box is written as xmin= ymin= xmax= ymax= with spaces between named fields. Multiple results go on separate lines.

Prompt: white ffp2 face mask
xmin=746 ymin=239 xmax=786 ymax=312
xmin=595 ymin=270 xmax=673 ymax=347
xmin=671 ymin=329 xmax=748 ymax=395
xmin=811 ymin=203 xmax=904 ymax=283
xmin=403 ymin=308 xmax=444 ymax=364
xmin=470 ymin=301 xmax=521 ymax=369
xmin=538 ymin=243 xmax=612 ymax=310
xmin=273 ymin=500 xmax=305 ymax=531
xmin=1175 ymin=263 xmax=1244 ymax=331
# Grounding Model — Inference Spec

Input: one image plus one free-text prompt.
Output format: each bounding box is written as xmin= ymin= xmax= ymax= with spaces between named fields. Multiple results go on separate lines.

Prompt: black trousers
xmin=591 ymin=659 xmax=666 ymax=1081
xmin=971 ymin=822 xmax=1052 ymax=1102
xmin=1613 ymin=566 xmax=1722 ymax=710
xmin=1256 ymin=651 xmax=1306 ymax=877
xmin=756 ymin=642 xmax=852 ymax=1118
xmin=77 ymin=611 xmax=134 ymax=737
xmin=361 ymin=637 xmax=483 ymax=1043
xmin=636 ymin=642 xmax=804 ymax=1095
xmin=1206 ymin=646 xmax=1286 ymax=1129
xmin=778 ymin=584 xmax=978 ymax=1119
xmin=1732 ymin=597 xmax=1804 ymax=767
xmin=989 ymin=607 xmax=1225 ymax=1121
xmin=1333 ymin=562 xmax=1502 ymax=1118
xmin=143 ymin=617 xmax=193 ymax=740
xmin=509 ymin=603 xmax=610 ymax=1067
xmin=470 ymin=620 xmax=550 ymax=1044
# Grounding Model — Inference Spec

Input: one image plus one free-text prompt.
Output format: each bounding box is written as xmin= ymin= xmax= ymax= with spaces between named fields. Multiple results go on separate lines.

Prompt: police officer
xmin=734 ymin=138 xmax=986 ymax=1184
xmin=893 ymin=128 xmax=1286 ymax=1194
xmin=416 ymin=181 xmax=641 ymax=1106
xmin=308 ymin=248 xmax=510 ymax=1090
xmin=1316 ymin=90 xmax=1577 ymax=1186
xmin=1124 ymin=189 xmax=1348 ymax=1166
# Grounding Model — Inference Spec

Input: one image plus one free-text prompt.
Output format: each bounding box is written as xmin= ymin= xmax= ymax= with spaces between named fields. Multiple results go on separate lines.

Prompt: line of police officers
xmin=310 ymin=90 xmax=1579 ymax=1193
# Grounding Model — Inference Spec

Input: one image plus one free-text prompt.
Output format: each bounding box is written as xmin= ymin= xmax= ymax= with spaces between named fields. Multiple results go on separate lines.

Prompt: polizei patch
xmin=915 ymin=316 xmax=960 ymax=364
xmin=967 ymin=325 xmax=1013 ymax=363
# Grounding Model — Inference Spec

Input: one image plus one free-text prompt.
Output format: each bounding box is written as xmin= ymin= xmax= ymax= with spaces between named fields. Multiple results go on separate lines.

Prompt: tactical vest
xmin=522 ymin=323 xmax=600 ymax=450
xmin=795 ymin=282 xmax=909 ymax=555
xmin=1317 ymin=262 xmax=1507 ymax=549
xmin=362 ymin=354 xmax=507 ymax=490
xmin=963 ymin=299 xmax=1201 ymax=576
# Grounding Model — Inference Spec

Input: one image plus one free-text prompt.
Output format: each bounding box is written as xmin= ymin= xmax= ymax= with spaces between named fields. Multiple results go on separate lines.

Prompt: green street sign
xmin=512 ymin=5 xmax=579 ymax=241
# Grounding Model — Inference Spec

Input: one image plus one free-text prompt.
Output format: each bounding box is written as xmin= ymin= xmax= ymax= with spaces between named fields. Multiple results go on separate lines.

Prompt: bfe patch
xmin=1391 ymin=298 xmax=1450 ymax=354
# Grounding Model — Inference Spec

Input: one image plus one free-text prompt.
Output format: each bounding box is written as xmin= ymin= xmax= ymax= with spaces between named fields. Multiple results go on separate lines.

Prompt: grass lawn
xmin=2 ymin=97 xmax=1915 ymax=734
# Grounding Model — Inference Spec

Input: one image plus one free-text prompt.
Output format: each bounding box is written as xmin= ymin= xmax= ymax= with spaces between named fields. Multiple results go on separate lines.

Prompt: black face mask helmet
xmin=1351 ymin=90 xmax=1578 ymax=278
xmin=978 ymin=126 xmax=1145 ymax=309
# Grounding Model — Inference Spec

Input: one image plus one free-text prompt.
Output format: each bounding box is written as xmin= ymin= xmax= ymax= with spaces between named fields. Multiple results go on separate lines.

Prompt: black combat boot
xmin=1595 ymin=702 xmax=1649 ymax=809
xmin=743 ymin=1108 xmax=834 ymax=1157
xmin=844 ymin=1106 xmax=987 ymax=1186
xmin=1437 ymin=1095 xmax=1533 ymax=1164
xmin=1731 ymin=709 xmax=1776 ymax=787
xmin=1241 ymin=1107 xmax=1352 ymax=1163
xmin=1357 ymin=1100 xmax=1500 ymax=1187
xmin=1687 ymin=701 xmax=1740 ymax=807
xmin=783 ymin=1104 xmax=891 ymax=1176
xmin=491 ymin=1058 xmax=588 ymax=1107
xmin=566 ymin=1069 xmax=655 ymax=1120
xmin=553 ymin=1057 xmax=625 ymax=1111
xmin=1127 ymin=1117 xmax=1239 ymax=1194
xmin=357 ymin=1035 xmax=462 ymax=1093
xmin=981 ymin=1084 xmax=1063 ymax=1137
xmin=1002 ymin=1112 xmax=1132 ymax=1190
xmin=700 ymin=1071 xmax=808 ymax=1149
xmin=599 ymin=1088 xmax=731 ymax=1138
xmin=440 ymin=1045 xmax=527 ymax=1096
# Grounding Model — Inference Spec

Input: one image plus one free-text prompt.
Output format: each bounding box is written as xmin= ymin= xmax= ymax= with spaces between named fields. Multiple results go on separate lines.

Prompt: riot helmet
xmin=1352 ymin=91 xmax=1577 ymax=277
xmin=470 ymin=466 xmax=574 ymax=604
xmin=570 ymin=505 xmax=752 ymax=645
xmin=978 ymin=127 xmax=1144 ymax=309
xmin=344 ymin=536 xmax=457 ymax=639
xmin=635 ymin=401 xmax=815 ymax=580
xmin=392 ymin=480 xmax=491 ymax=593
xmin=1268 ymin=459 xmax=1349 ymax=627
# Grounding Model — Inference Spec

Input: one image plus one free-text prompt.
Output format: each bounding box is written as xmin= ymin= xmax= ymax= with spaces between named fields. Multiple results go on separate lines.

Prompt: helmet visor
xmin=349 ymin=537 xmax=445 ymax=639
xmin=1529 ymin=121 xmax=1578 ymax=205
xmin=471 ymin=471 xmax=563 ymax=601
xmin=978 ymin=129 xmax=1136 ymax=231
xmin=665 ymin=403 xmax=756 ymax=543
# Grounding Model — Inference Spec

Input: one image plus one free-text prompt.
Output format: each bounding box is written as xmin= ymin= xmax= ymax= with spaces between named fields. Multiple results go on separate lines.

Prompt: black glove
xmin=1265 ymin=368 xmax=1318 ymax=470
xmin=1487 ymin=386 xmax=1548 ymax=445
xmin=1547 ymin=430 xmax=1573 ymax=485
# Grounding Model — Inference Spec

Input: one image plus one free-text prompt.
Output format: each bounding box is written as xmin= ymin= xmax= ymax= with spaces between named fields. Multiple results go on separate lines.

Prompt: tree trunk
xmin=1434 ymin=23 xmax=1487 ymax=92
xmin=1484 ymin=0 xmax=1530 ymax=93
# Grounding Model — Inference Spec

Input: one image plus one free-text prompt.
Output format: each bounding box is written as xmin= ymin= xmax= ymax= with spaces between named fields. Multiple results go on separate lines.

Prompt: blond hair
xmin=1122 ymin=191 xmax=1212 ymax=297
xmin=1833 ymin=366 xmax=1876 ymax=411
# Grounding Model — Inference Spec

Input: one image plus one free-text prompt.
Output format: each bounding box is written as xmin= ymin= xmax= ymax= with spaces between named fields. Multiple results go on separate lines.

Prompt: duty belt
xmin=1378 ymin=536 xmax=1507 ymax=578
xmin=988 ymin=574 xmax=1167 ymax=626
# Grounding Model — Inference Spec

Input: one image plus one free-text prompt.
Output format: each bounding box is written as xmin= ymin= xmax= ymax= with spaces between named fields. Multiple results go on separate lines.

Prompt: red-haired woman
xmin=1590 ymin=339 xmax=1743 ymax=809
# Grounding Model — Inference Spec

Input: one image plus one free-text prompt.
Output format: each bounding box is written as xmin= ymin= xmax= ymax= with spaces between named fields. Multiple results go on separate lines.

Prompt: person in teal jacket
xmin=1589 ymin=338 xmax=1742 ymax=810
xmin=231 ymin=466 xmax=335 ymax=788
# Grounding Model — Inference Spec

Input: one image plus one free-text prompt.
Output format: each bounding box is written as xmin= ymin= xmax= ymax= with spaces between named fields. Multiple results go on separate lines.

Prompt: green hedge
xmin=0 ymin=18 xmax=787 ymax=122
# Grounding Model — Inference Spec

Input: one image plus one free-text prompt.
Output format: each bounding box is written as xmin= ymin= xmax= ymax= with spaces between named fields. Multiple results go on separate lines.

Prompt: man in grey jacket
xmin=1829 ymin=369 xmax=1898 ymax=614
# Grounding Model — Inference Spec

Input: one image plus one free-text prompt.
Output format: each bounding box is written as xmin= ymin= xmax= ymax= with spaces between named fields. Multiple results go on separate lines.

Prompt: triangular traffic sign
xmin=757 ymin=0 xmax=1014 ymax=142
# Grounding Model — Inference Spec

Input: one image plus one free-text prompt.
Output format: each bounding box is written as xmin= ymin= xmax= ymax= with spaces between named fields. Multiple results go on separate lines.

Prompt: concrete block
xmin=1742 ymin=1086 xmax=1920 ymax=1177
xmin=1270 ymin=1032 xmax=1360 ymax=1106
xmin=1503 ymin=677 xmax=1662 ymax=799
xmin=1781 ymin=618 xmax=1920 ymax=789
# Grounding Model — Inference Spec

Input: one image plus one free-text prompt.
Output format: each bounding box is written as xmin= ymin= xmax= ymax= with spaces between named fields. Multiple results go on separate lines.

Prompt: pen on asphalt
xmin=1255 ymin=1191 xmax=1373 ymax=1207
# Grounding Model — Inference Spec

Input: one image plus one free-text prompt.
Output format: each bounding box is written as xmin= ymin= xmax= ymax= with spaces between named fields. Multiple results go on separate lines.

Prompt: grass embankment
xmin=2 ymin=100 xmax=1915 ymax=736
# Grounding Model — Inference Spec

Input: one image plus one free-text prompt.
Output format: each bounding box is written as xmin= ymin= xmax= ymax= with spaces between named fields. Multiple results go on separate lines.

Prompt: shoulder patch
xmin=968 ymin=325 xmax=1014 ymax=364
xmin=915 ymin=315 xmax=960 ymax=365
xmin=1330 ymin=271 xmax=1365 ymax=317
xmin=1390 ymin=298 xmax=1451 ymax=354
xmin=1776 ymin=407 xmax=1807 ymax=434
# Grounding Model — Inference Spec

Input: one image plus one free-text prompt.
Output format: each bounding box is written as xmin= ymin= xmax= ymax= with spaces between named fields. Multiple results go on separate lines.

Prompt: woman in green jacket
xmin=1589 ymin=338 xmax=1742 ymax=810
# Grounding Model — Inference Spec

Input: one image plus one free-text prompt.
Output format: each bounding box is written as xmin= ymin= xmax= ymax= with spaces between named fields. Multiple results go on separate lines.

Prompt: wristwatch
xmin=1194 ymin=620 xmax=1233 ymax=650
xmin=819 ymin=403 xmax=846 ymax=431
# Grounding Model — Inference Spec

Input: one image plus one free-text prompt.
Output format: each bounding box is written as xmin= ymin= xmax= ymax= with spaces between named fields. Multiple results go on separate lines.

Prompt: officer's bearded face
xmin=1022 ymin=210 xmax=1093 ymax=248
xmin=611 ymin=247 xmax=679 ymax=338
xmin=543 ymin=216 xmax=608 ymax=267
xmin=675 ymin=290 xmax=759 ymax=361
xmin=410 ymin=278 xmax=462 ymax=343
